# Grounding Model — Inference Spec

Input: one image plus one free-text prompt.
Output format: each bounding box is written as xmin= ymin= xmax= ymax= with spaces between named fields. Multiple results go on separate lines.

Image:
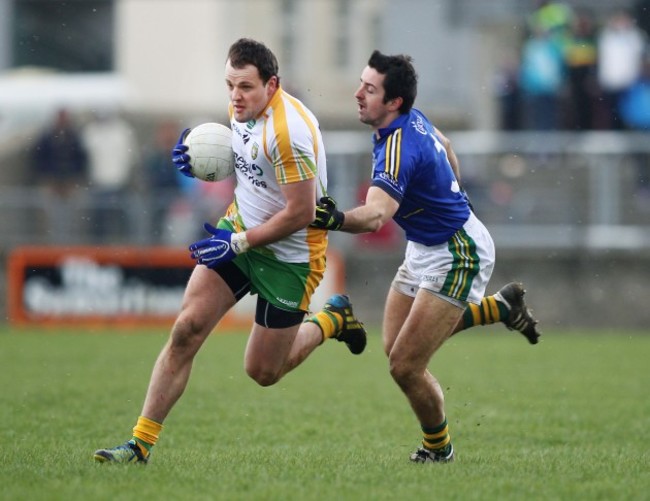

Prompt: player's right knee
xmin=170 ymin=316 xmax=211 ymax=348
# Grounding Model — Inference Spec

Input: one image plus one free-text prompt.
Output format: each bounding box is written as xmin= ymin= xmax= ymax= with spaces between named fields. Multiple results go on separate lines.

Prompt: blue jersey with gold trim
xmin=370 ymin=109 xmax=471 ymax=246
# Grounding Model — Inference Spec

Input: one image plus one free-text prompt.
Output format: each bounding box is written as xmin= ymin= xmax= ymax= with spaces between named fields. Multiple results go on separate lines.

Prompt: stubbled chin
xmin=233 ymin=109 xmax=248 ymax=122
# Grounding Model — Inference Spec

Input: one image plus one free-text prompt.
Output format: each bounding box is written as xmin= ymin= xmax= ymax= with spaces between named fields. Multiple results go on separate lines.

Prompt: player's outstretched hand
xmin=189 ymin=223 xmax=237 ymax=268
xmin=172 ymin=128 xmax=194 ymax=178
xmin=311 ymin=196 xmax=345 ymax=230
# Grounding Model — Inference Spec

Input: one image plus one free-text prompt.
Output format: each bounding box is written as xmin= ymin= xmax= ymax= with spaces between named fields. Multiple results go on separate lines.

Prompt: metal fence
xmin=0 ymin=131 xmax=649 ymax=251
xmin=324 ymin=130 xmax=650 ymax=252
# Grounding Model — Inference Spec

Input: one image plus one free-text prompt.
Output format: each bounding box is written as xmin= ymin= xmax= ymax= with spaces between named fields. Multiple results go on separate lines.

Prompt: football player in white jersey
xmin=94 ymin=38 xmax=366 ymax=464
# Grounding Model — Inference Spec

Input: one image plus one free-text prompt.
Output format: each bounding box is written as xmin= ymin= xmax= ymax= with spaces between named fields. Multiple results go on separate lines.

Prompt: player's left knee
xmin=245 ymin=363 xmax=282 ymax=387
xmin=388 ymin=354 xmax=419 ymax=388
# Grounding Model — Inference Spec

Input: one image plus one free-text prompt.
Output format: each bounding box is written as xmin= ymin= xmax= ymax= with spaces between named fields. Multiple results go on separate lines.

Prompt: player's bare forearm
xmin=246 ymin=179 xmax=316 ymax=247
xmin=247 ymin=208 xmax=312 ymax=247
xmin=341 ymin=186 xmax=398 ymax=234
xmin=341 ymin=205 xmax=385 ymax=233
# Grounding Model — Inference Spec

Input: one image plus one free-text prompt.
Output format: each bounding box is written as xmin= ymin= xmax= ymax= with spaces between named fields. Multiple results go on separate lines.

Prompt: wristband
xmin=231 ymin=232 xmax=250 ymax=254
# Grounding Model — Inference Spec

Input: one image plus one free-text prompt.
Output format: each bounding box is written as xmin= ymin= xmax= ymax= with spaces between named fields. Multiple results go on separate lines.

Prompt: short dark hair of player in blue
xmin=367 ymin=50 xmax=418 ymax=114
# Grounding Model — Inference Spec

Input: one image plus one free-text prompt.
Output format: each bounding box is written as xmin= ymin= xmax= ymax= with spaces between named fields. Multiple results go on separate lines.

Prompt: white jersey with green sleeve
xmin=224 ymin=86 xmax=328 ymax=264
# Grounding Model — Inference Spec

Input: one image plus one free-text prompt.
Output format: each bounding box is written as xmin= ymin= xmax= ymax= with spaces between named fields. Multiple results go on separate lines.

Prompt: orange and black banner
xmin=7 ymin=246 xmax=344 ymax=329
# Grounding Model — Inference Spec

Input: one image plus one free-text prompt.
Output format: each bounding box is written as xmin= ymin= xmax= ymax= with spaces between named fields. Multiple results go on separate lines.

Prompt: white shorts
xmin=391 ymin=213 xmax=495 ymax=306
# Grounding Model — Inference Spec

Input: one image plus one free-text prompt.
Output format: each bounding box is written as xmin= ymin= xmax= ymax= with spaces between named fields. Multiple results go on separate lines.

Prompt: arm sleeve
xmin=270 ymin=117 xmax=318 ymax=185
xmin=370 ymin=128 xmax=414 ymax=203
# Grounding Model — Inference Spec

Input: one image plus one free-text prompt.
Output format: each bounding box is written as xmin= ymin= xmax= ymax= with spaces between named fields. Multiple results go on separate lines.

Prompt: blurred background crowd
xmin=496 ymin=1 xmax=650 ymax=132
xmin=24 ymin=108 xmax=234 ymax=246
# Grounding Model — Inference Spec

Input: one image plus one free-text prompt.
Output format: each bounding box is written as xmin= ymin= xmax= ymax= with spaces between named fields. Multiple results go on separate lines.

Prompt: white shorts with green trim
xmin=392 ymin=212 xmax=495 ymax=306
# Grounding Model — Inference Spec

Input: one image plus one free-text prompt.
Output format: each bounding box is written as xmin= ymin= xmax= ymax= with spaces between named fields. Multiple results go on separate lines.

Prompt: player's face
xmin=225 ymin=60 xmax=278 ymax=123
xmin=354 ymin=66 xmax=398 ymax=130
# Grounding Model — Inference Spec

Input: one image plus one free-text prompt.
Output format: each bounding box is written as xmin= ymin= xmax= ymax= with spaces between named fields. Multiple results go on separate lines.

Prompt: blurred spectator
xmin=30 ymin=108 xmax=88 ymax=241
xmin=82 ymin=109 xmax=138 ymax=241
xmin=619 ymin=54 xmax=650 ymax=205
xmin=596 ymin=10 xmax=647 ymax=129
xmin=563 ymin=9 xmax=599 ymax=130
xmin=493 ymin=50 xmax=522 ymax=130
xmin=141 ymin=120 xmax=188 ymax=243
xmin=619 ymin=55 xmax=650 ymax=130
xmin=634 ymin=0 xmax=650 ymax=37
xmin=528 ymin=0 xmax=574 ymax=43
xmin=32 ymin=108 xmax=88 ymax=197
xmin=519 ymin=27 xmax=565 ymax=129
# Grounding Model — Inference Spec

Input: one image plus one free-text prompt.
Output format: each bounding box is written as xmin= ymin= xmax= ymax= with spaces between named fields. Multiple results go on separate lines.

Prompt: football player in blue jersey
xmin=312 ymin=50 xmax=539 ymax=463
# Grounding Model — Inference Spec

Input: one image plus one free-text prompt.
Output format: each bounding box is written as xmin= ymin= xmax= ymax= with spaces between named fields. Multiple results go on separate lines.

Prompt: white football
xmin=183 ymin=122 xmax=235 ymax=182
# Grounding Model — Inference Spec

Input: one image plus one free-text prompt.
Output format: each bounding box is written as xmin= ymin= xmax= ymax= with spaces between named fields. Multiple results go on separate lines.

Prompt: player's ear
xmin=266 ymin=75 xmax=279 ymax=94
xmin=388 ymin=96 xmax=403 ymax=112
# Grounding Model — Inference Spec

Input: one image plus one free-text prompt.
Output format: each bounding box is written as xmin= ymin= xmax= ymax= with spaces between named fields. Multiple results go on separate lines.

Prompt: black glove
xmin=311 ymin=196 xmax=345 ymax=230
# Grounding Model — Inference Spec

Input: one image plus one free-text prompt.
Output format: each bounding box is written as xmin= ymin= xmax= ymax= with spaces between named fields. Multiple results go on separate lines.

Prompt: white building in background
xmin=0 ymin=0 xmax=637 ymax=130
xmin=0 ymin=0 xmax=540 ymax=130
xmin=116 ymin=0 xmax=384 ymax=125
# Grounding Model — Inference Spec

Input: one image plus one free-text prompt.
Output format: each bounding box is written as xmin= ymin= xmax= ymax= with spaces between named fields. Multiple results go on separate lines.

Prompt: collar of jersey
xmin=258 ymin=85 xmax=284 ymax=119
xmin=374 ymin=112 xmax=410 ymax=142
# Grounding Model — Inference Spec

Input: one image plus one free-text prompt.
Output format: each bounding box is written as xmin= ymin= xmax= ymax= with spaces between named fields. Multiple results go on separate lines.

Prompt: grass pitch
xmin=0 ymin=326 xmax=648 ymax=500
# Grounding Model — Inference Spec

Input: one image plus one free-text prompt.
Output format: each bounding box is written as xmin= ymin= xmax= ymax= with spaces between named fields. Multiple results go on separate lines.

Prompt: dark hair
xmin=227 ymin=38 xmax=279 ymax=85
xmin=367 ymin=50 xmax=417 ymax=113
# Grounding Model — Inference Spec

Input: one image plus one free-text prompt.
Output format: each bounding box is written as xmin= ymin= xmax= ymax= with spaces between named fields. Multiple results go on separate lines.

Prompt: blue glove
xmin=172 ymin=128 xmax=194 ymax=178
xmin=189 ymin=223 xmax=240 ymax=268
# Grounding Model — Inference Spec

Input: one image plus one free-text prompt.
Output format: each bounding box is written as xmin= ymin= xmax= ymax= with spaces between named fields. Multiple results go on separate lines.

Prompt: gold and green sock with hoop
xmin=461 ymin=295 xmax=509 ymax=330
xmin=421 ymin=418 xmax=452 ymax=455
xmin=131 ymin=415 xmax=163 ymax=457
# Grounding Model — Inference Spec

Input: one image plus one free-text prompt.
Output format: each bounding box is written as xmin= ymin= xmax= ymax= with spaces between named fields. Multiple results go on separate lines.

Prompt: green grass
xmin=1 ymin=326 xmax=649 ymax=500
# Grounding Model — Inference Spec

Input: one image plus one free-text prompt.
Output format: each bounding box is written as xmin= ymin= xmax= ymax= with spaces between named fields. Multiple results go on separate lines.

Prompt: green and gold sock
xmin=304 ymin=310 xmax=342 ymax=341
xmin=422 ymin=418 xmax=452 ymax=454
xmin=132 ymin=415 xmax=162 ymax=457
xmin=461 ymin=295 xmax=509 ymax=330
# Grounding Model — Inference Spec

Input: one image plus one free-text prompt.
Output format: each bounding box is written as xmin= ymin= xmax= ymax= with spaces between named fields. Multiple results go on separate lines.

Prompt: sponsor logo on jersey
xmin=242 ymin=132 xmax=251 ymax=144
xmin=246 ymin=120 xmax=256 ymax=130
xmin=378 ymin=171 xmax=399 ymax=188
xmin=411 ymin=115 xmax=427 ymax=135
xmin=234 ymin=152 xmax=268 ymax=189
